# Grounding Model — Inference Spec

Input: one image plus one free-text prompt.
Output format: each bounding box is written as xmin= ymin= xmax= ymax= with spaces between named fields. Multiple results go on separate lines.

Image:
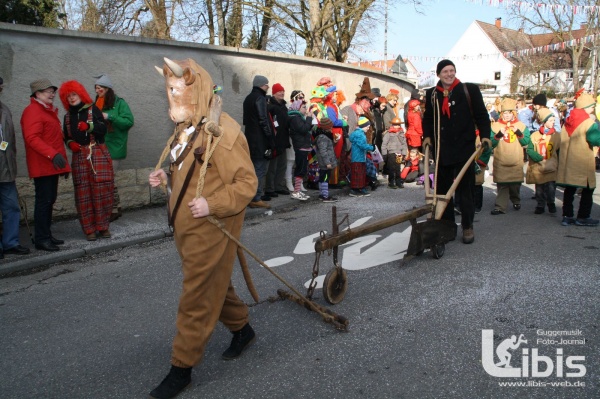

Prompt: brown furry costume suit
xmin=158 ymin=59 xmax=258 ymax=368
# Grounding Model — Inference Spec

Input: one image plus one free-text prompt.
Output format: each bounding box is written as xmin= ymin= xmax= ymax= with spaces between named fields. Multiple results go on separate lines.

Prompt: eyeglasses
xmin=42 ymin=88 xmax=56 ymax=94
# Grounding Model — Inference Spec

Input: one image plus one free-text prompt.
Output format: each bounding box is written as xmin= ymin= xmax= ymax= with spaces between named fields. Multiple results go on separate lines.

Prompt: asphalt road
xmin=0 ymin=182 xmax=598 ymax=399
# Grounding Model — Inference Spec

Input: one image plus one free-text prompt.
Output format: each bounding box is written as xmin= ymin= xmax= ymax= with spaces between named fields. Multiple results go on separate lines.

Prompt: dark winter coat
xmin=422 ymin=81 xmax=491 ymax=166
xmin=288 ymin=111 xmax=313 ymax=151
xmin=267 ymin=96 xmax=290 ymax=152
xmin=243 ymin=86 xmax=275 ymax=160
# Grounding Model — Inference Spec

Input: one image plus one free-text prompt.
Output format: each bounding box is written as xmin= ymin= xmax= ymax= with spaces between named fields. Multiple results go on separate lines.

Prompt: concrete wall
xmin=0 ymin=22 xmax=414 ymax=219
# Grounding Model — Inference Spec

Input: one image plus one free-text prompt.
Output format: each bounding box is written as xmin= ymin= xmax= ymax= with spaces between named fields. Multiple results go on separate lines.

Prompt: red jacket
xmin=406 ymin=111 xmax=423 ymax=147
xmin=20 ymin=98 xmax=71 ymax=178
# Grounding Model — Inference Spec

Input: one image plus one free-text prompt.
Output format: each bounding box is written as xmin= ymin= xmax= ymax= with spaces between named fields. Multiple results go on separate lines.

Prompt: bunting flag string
xmin=349 ymin=32 xmax=597 ymax=66
xmin=465 ymin=0 xmax=600 ymax=15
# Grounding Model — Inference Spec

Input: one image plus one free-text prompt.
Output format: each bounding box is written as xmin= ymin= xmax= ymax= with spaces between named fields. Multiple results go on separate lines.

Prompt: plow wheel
xmin=323 ymin=267 xmax=348 ymax=304
xmin=431 ymin=243 xmax=445 ymax=259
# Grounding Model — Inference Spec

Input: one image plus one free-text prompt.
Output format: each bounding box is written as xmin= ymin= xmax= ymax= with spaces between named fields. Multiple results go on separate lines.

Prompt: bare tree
xmin=506 ymin=0 xmax=600 ymax=92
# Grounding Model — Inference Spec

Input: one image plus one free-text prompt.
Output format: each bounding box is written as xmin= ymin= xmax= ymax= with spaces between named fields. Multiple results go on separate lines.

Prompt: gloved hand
xmin=514 ymin=129 xmax=524 ymax=138
xmin=68 ymin=141 xmax=81 ymax=152
xmin=52 ymin=153 xmax=67 ymax=169
xmin=494 ymin=132 xmax=504 ymax=140
xmin=77 ymin=121 xmax=90 ymax=132
xmin=481 ymin=138 xmax=492 ymax=149
xmin=422 ymin=137 xmax=432 ymax=148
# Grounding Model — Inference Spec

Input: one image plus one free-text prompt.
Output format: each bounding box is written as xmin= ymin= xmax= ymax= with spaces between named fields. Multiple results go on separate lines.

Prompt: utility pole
xmin=384 ymin=0 xmax=388 ymax=73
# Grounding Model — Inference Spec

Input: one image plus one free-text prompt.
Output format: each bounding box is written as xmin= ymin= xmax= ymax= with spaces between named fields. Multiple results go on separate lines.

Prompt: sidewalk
xmin=0 ymin=187 xmax=346 ymax=276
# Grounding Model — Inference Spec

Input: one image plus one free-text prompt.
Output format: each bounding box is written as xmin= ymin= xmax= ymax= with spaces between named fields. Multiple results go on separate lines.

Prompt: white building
xmin=443 ymin=19 xmax=593 ymax=97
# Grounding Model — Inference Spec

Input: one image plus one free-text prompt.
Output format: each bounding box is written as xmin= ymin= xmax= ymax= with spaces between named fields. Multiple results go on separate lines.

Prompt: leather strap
xmin=167 ymin=160 xmax=196 ymax=231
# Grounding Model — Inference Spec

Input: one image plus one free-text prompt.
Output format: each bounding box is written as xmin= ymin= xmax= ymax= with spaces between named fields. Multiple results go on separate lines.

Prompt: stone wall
xmin=1 ymin=22 xmax=415 ymax=219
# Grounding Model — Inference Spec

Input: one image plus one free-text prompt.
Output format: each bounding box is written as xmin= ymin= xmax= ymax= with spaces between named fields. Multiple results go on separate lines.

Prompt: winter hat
xmin=574 ymin=89 xmax=595 ymax=109
xmin=94 ymin=74 xmax=113 ymax=89
xmin=410 ymin=88 xmax=421 ymax=100
xmin=372 ymin=88 xmax=382 ymax=97
xmin=500 ymin=98 xmax=517 ymax=112
xmin=389 ymin=88 xmax=400 ymax=95
xmin=436 ymin=59 xmax=455 ymax=75
xmin=532 ymin=93 xmax=547 ymax=106
xmin=355 ymin=77 xmax=376 ymax=100
xmin=310 ymin=86 xmax=327 ymax=99
xmin=409 ymin=99 xmax=420 ymax=109
xmin=537 ymin=108 xmax=554 ymax=124
xmin=358 ymin=116 xmax=371 ymax=128
xmin=58 ymin=80 xmax=93 ymax=110
xmin=318 ymin=117 xmax=333 ymax=130
xmin=30 ymin=78 xmax=58 ymax=97
xmin=289 ymin=100 xmax=304 ymax=111
xmin=272 ymin=83 xmax=285 ymax=94
xmin=252 ymin=75 xmax=269 ymax=87
xmin=317 ymin=76 xmax=332 ymax=87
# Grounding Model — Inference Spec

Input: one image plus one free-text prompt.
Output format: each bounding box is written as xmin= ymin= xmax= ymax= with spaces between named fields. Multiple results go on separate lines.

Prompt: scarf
xmin=95 ymin=96 xmax=105 ymax=111
xmin=564 ymin=108 xmax=590 ymax=137
xmin=539 ymin=126 xmax=555 ymax=136
xmin=435 ymin=78 xmax=461 ymax=118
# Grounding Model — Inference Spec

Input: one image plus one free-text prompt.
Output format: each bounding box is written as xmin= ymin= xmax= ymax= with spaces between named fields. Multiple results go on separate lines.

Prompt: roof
xmin=475 ymin=21 xmax=591 ymax=68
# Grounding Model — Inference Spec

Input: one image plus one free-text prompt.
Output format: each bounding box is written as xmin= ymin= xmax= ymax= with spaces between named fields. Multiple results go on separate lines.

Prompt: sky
xmin=359 ymin=0 xmax=516 ymax=72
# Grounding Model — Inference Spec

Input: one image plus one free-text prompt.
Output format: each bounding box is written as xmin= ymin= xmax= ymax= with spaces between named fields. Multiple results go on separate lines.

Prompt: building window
xmin=542 ymin=72 xmax=550 ymax=80
xmin=494 ymin=72 xmax=501 ymax=80
xmin=566 ymin=71 xmax=573 ymax=81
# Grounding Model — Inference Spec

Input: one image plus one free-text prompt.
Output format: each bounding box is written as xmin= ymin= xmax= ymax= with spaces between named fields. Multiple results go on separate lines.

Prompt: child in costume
xmin=381 ymin=117 xmax=407 ymax=188
xmin=526 ymin=108 xmax=559 ymax=215
xmin=399 ymin=148 xmax=422 ymax=186
xmin=314 ymin=117 xmax=338 ymax=202
xmin=405 ymin=99 xmax=423 ymax=150
xmin=490 ymin=98 xmax=531 ymax=215
xmin=552 ymin=90 xmax=600 ymax=226
xmin=349 ymin=116 xmax=375 ymax=197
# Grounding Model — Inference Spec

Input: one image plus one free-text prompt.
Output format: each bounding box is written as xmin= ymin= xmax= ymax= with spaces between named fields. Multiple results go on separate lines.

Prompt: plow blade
xmin=406 ymin=219 xmax=457 ymax=256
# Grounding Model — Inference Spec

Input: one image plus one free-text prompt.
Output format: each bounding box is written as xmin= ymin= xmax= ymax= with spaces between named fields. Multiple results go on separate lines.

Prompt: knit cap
xmin=358 ymin=116 xmax=371 ymax=128
xmin=532 ymin=93 xmax=547 ymax=106
xmin=318 ymin=117 xmax=333 ymax=130
xmin=94 ymin=74 xmax=113 ymax=89
xmin=252 ymin=75 xmax=269 ymax=87
xmin=436 ymin=59 xmax=455 ymax=75
xmin=272 ymin=83 xmax=285 ymax=94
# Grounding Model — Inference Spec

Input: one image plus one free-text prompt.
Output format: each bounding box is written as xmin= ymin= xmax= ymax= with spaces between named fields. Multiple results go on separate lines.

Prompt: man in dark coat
xmin=422 ymin=60 xmax=491 ymax=244
xmin=242 ymin=75 xmax=275 ymax=208
xmin=265 ymin=83 xmax=290 ymax=197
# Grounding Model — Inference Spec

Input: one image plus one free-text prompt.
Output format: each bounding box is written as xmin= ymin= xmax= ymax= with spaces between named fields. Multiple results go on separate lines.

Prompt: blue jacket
xmin=349 ymin=128 xmax=374 ymax=163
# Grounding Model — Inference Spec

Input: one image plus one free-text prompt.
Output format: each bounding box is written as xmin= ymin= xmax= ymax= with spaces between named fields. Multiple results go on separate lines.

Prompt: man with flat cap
xmin=20 ymin=78 xmax=71 ymax=251
xmin=422 ymin=60 xmax=491 ymax=244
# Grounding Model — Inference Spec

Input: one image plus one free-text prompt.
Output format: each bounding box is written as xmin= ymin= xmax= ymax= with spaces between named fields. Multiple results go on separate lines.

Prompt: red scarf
xmin=564 ymin=108 xmax=590 ymax=137
xmin=436 ymin=78 xmax=461 ymax=118
xmin=539 ymin=126 xmax=555 ymax=136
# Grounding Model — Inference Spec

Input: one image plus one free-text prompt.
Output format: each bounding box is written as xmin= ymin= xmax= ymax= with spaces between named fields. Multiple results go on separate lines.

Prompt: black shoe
xmin=397 ymin=182 xmax=404 ymax=188
xmin=4 ymin=245 xmax=31 ymax=255
xmin=275 ymin=189 xmax=290 ymax=195
xmin=547 ymin=203 xmax=557 ymax=214
xmin=513 ymin=204 xmax=521 ymax=210
xmin=475 ymin=207 xmax=481 ymax=214
xmin=149 ymin=365 xmax=192 ymax=399
xmin=260 ymin=195 xmax=271 ymax=201
xmin=534 ymin=207 xmax=544 ymax=214
xmin=491 ymin=209 xmax=505 ymax=215
xmin=35 ymin=241 xmax=60 ymax=252
xmin=51 ymin=236 xmax=65 ymax=245
xmin=222 ymin=323 xmax=256 ymax=360
xmin=264 ymin=191 xmax=278 ymax=198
